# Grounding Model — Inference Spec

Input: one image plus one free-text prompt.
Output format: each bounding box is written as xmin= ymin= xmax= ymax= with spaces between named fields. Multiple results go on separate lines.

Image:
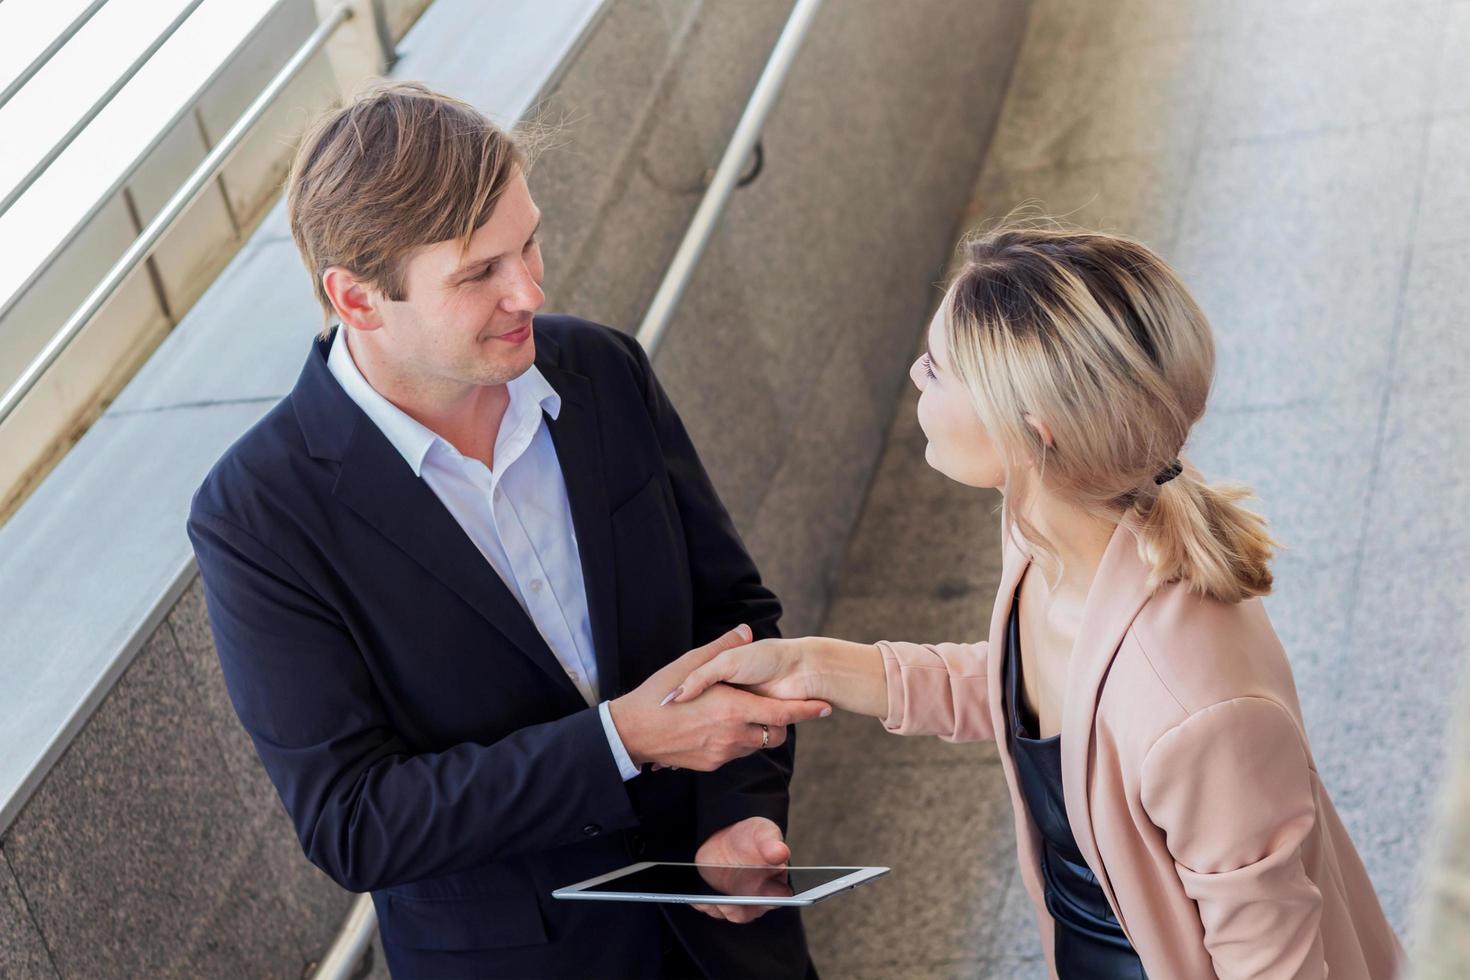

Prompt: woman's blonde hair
xmin=943 ymin=224 xmax=1277 ymax=603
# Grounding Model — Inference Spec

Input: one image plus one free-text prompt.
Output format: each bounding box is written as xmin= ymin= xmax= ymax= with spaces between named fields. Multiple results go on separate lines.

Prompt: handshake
xmin=607 ymin=625 xmax=835 ymax=773
xmin=608 ymin=624 xmax=886 ymax=924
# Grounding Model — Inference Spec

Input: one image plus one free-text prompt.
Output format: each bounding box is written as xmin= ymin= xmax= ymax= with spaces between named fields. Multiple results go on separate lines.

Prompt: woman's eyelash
xmin=923 ymin=354 xmax=937 ymax=380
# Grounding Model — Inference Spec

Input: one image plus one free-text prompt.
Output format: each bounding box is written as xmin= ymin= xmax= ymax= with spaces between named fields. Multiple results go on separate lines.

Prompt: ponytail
xmin=944 ymin=224 xmax=1281 ymax=604
xmin=1129 ymin=458 xmax=1277 ymax=603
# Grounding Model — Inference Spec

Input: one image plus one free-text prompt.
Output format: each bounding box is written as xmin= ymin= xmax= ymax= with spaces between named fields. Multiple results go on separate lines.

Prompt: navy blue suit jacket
xmin=187 ymin=316 xmax=812 ymax=978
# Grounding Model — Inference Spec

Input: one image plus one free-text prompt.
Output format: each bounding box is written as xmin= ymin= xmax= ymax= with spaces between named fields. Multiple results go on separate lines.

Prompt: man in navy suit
xmin=187 ymin=81 xmax=829 ymax=978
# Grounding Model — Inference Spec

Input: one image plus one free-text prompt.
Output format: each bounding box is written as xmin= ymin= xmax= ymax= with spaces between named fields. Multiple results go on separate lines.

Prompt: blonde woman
xmin=668 ymin=228 xmax=1405 ymax=978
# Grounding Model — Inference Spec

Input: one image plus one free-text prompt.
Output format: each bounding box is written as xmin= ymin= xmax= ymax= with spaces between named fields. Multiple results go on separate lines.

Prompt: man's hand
xmin=691 ymin=816 xmax=794 ymax=923
xmin=609 ymin=626 xmax=831 ymax=772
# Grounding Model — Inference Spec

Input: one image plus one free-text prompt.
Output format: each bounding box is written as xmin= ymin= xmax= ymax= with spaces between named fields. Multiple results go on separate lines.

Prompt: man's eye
xmin=474 ymin=264 xmax=497 ymax=281
xmin=524 ymin=236 xmax=538 ymax=252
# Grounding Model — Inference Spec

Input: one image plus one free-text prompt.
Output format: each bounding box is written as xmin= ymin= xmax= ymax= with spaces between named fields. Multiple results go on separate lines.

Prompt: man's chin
xmin=469 ymin=348 xmax=535 ymax=387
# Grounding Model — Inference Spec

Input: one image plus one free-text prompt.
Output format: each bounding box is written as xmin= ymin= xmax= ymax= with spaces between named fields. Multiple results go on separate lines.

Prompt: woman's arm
xmin=804 ymin=637 xmax=890 ymax=718
xmin=669 ymin=636 xmax=887 ymax=716
xmin=1139 ymin=696 xmax=1326 ymax=978
xmin=671 ymin=635 xmax=995 ymax=742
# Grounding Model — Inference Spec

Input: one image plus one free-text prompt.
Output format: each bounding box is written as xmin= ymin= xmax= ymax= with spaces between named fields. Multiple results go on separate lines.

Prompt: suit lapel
xmin=539 ymin=363 xmax=622 ymax=699
xmin=331 ymin=415 xmax=586 ymax=703
xmin=295 ymin=324 xmax=627 ymax=704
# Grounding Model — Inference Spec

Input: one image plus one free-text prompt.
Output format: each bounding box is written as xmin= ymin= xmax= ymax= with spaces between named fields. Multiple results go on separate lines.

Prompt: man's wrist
xmin=598 ymin=700 xmax=642 ymax=781
xmin=607 ymin=695 xmax=649 ymax=767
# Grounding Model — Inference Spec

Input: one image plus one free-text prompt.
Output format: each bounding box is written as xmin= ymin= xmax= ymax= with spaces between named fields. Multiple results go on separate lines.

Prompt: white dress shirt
xmin=327 ymin=327 xmax=640 ymax=781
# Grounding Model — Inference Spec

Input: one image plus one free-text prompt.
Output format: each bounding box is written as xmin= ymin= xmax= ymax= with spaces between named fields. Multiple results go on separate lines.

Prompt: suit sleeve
xmin=612 ymin=329 xmax=793 ymax=842
xmin=187 ymin=505 xmax=639 ymax=894
xmin=876 ymin=640 xmax=994 ymax=742
xmin=1139 ymin=696 xmax=1327 ymax=979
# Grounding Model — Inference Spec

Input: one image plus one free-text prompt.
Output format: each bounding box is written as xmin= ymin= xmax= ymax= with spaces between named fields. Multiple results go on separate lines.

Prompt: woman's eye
xmin=524 ymin=236 xmax=538 ymax=252
xmin=474 ymin=264 xmax=497 ymax=281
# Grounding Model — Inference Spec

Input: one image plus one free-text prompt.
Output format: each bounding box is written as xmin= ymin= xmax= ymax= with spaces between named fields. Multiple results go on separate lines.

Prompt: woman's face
xmin=910 ymin=305 xmax=1009 ymax=490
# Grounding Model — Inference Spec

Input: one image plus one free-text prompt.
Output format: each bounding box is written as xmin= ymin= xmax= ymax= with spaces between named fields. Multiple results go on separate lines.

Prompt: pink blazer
xmin=876 ymin=516 xmax=1406 ymax=979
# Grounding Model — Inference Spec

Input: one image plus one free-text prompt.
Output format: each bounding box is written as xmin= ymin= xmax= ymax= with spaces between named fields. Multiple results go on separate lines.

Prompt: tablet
xmin=552 ymin=862 xmax=889 ymax=906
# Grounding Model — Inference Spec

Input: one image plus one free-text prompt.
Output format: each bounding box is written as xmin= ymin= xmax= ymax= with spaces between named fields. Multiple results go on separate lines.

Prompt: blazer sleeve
xmin=187 ymin=505 xmax=640 ymax=894
xmin=612 ymin=329 xmax=793 ymax=842
xmin=1139 ymin=696 xmax=1327 ymax=979
xmin=875 ymin=640 xmax=994 ymax=742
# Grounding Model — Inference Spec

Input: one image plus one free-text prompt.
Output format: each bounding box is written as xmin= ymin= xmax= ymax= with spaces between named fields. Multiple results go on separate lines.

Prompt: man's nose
xmin=504 ymin=263 xmax=545 ymax=312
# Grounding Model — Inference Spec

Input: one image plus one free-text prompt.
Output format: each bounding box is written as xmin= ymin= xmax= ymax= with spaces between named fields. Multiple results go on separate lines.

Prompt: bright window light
xmin=0 ymin=0 xmax=281 ymax=317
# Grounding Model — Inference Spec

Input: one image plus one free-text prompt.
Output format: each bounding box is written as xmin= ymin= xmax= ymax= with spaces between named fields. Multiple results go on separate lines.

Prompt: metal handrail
xmin=307 ymin=1 xmax=824 ymax=978
xmin=309 ymin=893 xmax=377 ymax=980
xmin=0 ymin=0 xmax=110 ymax=114
xmin=0 ymin=0 xmax=210 ymax=220
xmin=634 ymin=0 xmax=825 ymax=354
xmin=0 ymin=0 xmax=358 ymax=427
xmin=0 ymin=0 xmax=300 ymax=329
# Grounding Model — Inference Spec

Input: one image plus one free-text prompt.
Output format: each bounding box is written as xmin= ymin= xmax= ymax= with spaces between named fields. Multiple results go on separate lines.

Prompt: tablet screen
xmin=582 ymin=864 xmax=855 ymax=898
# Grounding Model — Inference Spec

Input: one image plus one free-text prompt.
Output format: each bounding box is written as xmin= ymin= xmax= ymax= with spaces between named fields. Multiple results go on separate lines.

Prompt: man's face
xmin=369 ymin=168 xmax=545 ymax=388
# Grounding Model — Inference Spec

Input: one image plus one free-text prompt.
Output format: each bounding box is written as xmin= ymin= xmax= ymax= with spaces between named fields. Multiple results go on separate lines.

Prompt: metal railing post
xmin=634 ymin=0 xmax=826 ymax=356
xmin=0 ymin=0 xmax=110 ymax=114
xmin=0 ymin=0 xmax=209 ymax=220
xmin=0 ymin=1 xmax=355 ymax=427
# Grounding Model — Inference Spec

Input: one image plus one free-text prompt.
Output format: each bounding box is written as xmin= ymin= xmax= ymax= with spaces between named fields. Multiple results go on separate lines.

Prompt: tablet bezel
xmin=551 ymin=861 xmax=890 ymax=906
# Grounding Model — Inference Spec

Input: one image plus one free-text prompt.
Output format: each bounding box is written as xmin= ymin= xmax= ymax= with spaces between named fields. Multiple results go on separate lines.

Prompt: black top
xmin=1004 ymin=593 xmax=1147 ymax=979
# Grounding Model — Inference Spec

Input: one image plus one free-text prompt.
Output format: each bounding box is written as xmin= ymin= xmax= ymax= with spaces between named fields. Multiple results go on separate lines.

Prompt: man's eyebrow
xmin=446 ymin=216 xmax=542 ymax=283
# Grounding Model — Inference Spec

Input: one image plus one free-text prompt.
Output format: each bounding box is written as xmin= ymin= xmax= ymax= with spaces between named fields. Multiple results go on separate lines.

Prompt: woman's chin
xmin=922 ymin=443 xmax=957 ymax=482
xmin=924 ymin=444 xmax=1002 ymax=490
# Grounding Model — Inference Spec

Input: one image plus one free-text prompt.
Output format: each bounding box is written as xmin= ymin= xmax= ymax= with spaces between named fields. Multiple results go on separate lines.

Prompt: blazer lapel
xmin=1058 ymin=515 xmax=1157 ymax=927
xmin=330 ymin=415 xmax=586 ymax=703
xmin=538 ymin=362 xmax=622 ymax=699
xmin=293 ymin=329 xmax=583 ymax=703
xmin=987 ymin=525 xmax=1033 ymax=739
xmin=293 ymin=324 xmax=626 ymax=704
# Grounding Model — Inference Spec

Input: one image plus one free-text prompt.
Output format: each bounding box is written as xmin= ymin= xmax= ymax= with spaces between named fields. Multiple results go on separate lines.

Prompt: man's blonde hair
xmin=286 ymin=80 xmax=526 ymax=338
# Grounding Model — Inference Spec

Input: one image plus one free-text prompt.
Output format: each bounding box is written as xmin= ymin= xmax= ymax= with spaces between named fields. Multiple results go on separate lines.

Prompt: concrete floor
xmin=786 ymin=1 xmax=1470 ymax=976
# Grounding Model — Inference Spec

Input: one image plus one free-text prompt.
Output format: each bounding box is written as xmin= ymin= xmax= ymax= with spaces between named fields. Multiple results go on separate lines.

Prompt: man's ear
xmin=1023 ymin=413 xmax=1055 ymax=449
xmin=322 ymin=266 xmax=385 ymax=333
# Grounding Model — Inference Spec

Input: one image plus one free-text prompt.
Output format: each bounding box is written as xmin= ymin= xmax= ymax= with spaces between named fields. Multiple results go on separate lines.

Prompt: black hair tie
xmin=1154 ymin=459 xmax=1184 ymax=485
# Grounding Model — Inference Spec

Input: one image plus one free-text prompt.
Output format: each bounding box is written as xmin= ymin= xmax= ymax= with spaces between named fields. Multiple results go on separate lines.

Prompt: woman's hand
xmin=613 ymin=626 xmax=832 ymax=772
xmin=666 ymin=637 xmax=818 ymax=705
xmin=669 ymin=635 xmax=891 ymax=720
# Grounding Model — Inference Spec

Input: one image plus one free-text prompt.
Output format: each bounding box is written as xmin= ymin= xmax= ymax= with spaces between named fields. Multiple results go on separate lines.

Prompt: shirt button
xmin=530 ymin=579 xmax=543 ymax=593
xmin=582 ymin=824 xmax=602 ymax=838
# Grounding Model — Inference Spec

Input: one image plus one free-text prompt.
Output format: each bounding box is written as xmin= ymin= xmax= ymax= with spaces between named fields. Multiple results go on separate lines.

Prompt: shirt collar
xmin=326 ymin=325 xmax=561 ymax=478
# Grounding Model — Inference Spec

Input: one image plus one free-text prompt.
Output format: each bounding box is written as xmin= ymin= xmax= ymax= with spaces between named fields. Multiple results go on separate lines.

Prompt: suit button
xmin=628 ymin=832 xmax=646 ymax=856
xmin=582 ymin=823 xmax=602 ymax=838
